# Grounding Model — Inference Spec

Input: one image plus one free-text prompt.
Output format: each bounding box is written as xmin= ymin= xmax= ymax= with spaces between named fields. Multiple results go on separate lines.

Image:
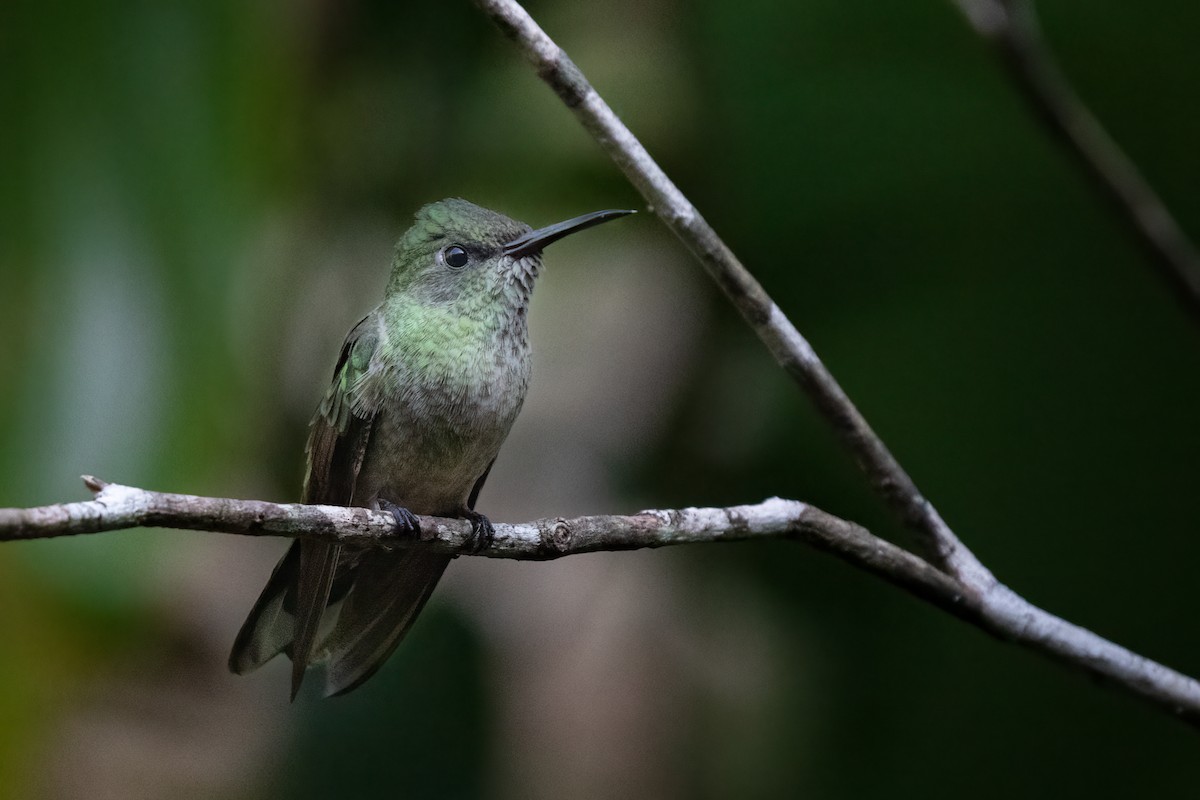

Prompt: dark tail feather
xmin=290 ymin=541 xmax=341 ymax=700
xmin=319 ymin=550 xmax=451 ymax=697
xmin=229 ymin=541 xmax=301 ymax=675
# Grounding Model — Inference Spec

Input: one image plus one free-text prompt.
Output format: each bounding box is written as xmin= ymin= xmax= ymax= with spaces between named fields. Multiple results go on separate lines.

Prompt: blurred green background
xmin=3 ymin=0 xmax=1200 ymax=797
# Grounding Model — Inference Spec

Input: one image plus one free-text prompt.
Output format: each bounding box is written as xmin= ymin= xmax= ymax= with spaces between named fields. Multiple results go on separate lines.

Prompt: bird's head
xmin=386 ymin=198 xmax=633 ymax=310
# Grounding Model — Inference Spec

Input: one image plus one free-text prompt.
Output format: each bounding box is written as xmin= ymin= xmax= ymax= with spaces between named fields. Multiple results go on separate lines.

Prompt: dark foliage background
xmin=2 ymin=0 xmax=1199 ymax=796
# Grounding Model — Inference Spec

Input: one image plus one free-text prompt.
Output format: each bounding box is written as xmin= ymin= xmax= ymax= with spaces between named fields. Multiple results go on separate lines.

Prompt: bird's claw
xmin=379 ymin=499 xmax=422 ymax=538
xmin=462 ymin=510 xmax=495 ymax=554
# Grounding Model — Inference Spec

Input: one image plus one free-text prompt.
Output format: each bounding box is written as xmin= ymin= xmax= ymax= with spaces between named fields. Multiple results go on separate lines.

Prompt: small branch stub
xmin=82 ymin=475 xmax=108 ymax=493
xmin=542 ymin=518 xmax=573 ymax=555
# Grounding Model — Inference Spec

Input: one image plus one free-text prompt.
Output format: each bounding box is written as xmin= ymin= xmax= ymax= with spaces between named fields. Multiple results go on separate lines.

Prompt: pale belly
xmin=350 ymin=376 xmax=527 ymax=515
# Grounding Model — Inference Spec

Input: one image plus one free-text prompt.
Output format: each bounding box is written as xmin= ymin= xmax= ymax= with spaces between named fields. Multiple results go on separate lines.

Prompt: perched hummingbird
xmin=228 ymin=198 xmax=633 ymax=698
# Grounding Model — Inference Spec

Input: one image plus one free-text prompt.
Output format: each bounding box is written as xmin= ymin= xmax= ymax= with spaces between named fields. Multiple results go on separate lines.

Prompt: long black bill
xmin=503 ymin=208 xmax=636 ymax=258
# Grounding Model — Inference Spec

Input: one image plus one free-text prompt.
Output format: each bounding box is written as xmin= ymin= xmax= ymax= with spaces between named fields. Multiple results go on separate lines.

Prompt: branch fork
xmin=2 ymin=0 xmax=1198 ymax=737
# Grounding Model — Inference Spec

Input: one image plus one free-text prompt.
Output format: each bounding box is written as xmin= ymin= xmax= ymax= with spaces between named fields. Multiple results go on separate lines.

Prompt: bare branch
xmin=954 ymin=0 xmax=1200 ymax=319
xmin=3 ymin=478 xmax=1200 ymax=727
xmin=1 ymin=477 xmax=819 ymax=560
xmin=473 ymin=0 xmax=990 ymax=586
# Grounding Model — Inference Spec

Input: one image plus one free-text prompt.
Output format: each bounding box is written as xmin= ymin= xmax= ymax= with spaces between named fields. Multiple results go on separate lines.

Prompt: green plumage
xmin=228 ymin=198 xmax=633 ymax=698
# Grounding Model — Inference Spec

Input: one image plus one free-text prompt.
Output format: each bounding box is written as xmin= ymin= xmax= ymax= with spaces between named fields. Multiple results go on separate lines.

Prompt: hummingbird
xmin=228 ymin=198 xmax=634 ymax=698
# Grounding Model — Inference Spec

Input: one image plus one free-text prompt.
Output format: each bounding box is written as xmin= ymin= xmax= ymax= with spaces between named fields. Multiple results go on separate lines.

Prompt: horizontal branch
xmin=0 ymin=477 xmax=827 ymax=560
xmin=3 ymin=477 xmax=1200 ymax=729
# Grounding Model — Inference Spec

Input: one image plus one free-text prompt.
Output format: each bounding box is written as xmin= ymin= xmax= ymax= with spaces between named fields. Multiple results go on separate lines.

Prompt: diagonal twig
xmin=474 ymin=0 xmax=991 ymax=587
xmin=954 ymin=0 xmax=1200 ymax=319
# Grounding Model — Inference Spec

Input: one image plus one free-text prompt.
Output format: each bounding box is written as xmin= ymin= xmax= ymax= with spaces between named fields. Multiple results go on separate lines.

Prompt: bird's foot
xmin=461 ymin=509 xmax=495 ymax=554
xmin=379 ymin=499 xmax=422 ymax=538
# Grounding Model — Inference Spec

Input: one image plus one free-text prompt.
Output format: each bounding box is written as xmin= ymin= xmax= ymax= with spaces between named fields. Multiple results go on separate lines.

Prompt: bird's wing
xmin=228 ymin=314 xmax=382 ymax=699
xmin=302 ymin=314 xmax=381 ymax=506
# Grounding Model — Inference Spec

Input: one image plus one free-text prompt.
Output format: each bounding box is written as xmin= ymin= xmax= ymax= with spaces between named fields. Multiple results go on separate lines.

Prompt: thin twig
xmin=2 ymin=477 xmax=1199 ymax=727
xmin=473 ymin=0 xmax=991 ymax=587
xmin=953 ymin=0 xmax=1200 ymax=319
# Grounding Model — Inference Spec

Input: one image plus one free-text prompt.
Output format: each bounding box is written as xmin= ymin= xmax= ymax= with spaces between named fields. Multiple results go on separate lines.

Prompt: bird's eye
xmin=443 ymin=245 xmax=469 ymax=269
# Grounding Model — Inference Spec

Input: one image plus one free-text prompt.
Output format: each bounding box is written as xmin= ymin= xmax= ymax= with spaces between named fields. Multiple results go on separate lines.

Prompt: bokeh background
xmin=3 ymin=0 xmax=1200 ymax=797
